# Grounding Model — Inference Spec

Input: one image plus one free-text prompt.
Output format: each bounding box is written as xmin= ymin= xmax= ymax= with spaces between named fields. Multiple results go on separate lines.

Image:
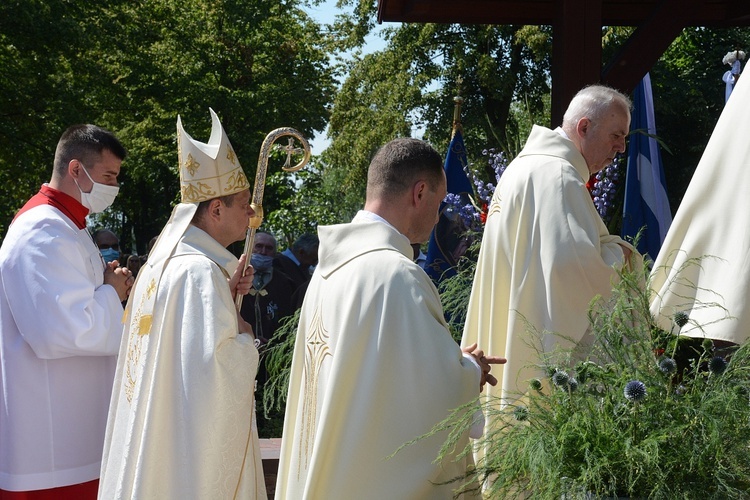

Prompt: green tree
xmin=0 ymin=0 xmax=335 ymax=252
xmin=650 ymin=27 xmax=750 ymax=212
xmin=318 ymin=3 xmax=551 ymax=215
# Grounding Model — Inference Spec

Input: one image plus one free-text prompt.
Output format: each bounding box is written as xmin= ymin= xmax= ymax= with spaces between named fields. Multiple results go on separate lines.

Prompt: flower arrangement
xmin=589 ymin=155 xmax=623 ymax=224
xmin=432 ymin=261 xmax=750 ymax=498
xmin=441 ymin=148 xmax=508 ymax=232
xmin=722 ymin=50 xmax=746 ymax=66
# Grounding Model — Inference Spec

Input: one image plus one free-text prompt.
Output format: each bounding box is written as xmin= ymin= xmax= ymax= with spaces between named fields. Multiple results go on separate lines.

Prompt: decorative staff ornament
xmin=235 ymin=128 xmax=311 ymax=310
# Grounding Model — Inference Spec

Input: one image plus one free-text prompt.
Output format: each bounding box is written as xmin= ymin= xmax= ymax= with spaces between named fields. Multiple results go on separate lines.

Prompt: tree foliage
xmin=2 ymin=0 xmax=748 ymax=250
xmin=0 ymin=0 xmax=335 ymax=252
xmin=321 ymin=6 xmax=748 ymax=221
xmin=650 ymin=27 xmax=750 ymax=211
xmin=318 ymin=1 xmax=552 ymax=216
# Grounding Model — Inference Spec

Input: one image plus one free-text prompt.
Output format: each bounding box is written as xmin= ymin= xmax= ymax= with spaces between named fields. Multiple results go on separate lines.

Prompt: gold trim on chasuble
xmin=487 ymin=193 xmax=502 ymax=219
xmin=124 ymin=277 xmax=157 ymax=403
xmin=298 ymin=305 xmax=331 ymax=478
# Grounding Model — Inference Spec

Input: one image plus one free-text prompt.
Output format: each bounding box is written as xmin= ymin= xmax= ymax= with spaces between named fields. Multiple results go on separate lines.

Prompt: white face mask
xmin=74 ymin=162 xmax=119 ymax=214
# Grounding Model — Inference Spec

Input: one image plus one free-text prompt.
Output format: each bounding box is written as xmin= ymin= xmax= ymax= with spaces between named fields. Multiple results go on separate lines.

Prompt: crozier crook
xmin=235 ymin=128 xmax=311 ymax=310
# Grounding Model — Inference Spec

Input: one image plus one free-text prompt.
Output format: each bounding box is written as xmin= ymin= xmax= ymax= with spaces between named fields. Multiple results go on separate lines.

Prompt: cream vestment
xmin=99 ymin=225 xmax=264 ymax=499
xmin=462 ymin=125 xmax=634 ymax=404
xmin=650 ymin=68 xmax=750 ymax=344
xmin=275 ymin=215 xmax=481 ymax=499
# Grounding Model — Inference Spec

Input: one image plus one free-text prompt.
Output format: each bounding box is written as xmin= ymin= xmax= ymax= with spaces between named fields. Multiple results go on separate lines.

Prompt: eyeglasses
xmin=97 ymin=243 xmax=120 ymax=251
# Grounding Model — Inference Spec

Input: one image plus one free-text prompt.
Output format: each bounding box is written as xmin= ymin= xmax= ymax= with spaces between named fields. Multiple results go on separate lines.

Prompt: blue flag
xmin=425 ymin=129 xmax=474 ymax=282
xmin=622 ymin=73 xmax=672 ymax=263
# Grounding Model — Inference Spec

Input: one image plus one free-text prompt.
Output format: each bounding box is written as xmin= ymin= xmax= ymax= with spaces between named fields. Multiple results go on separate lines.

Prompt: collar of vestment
xmin=518 ymin=125 xmax=590 ymax=182
xmin=316 ymin=219 xmax=412 ymax=278
xmin=13 ymin=184 xmax=89 ymax=229
xmin=124 ymin=215 xmax=238 ymax=338
xmin=174 ymin=224 xmax=239 ymax=279
xmin=352 ymin=210 xmax=400 ymax=233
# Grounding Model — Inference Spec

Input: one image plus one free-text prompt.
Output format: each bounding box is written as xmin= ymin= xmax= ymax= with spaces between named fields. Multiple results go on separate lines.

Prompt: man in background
xmin=241 ymin=231 xmax=297 ymax=346
xmin=92 ymin=228 xmax=121 ymax=264
xmin=0 ymin=124 xmax=132 ymax=498
xmin=275 ymin=233 xmax=318 ymax=291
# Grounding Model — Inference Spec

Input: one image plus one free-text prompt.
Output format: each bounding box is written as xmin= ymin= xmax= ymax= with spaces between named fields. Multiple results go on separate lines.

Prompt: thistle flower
xmin=674 ymin=311 xmax=689 ymax=327
xmin=567 ymin=377 xmax=579 ymax=392
xmin=709 ymin=356 xmax=728 ymax=375
xmin=529 ymin=378 xmax=543 ymax=392
xmin=659 ymin=357 xmax=677 ymax=375
xmin=624 ymin=380 xmax=647 ymax=402
xmin=513 ymin=405 xmax=529 ymax=422
xmin=552 ymin=370 xmax=569 ymax=388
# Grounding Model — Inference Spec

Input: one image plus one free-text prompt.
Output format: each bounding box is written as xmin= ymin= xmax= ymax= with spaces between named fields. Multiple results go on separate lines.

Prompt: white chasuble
xmin=99 ymin=225 xmax=265 ymax=499
xmin=275 ymin=220 xmax=481 ymax=500
xmin=462 ymin=125 xmax=636 ymax=406
xmin=650 ymin=73 xmax=750 ymax=344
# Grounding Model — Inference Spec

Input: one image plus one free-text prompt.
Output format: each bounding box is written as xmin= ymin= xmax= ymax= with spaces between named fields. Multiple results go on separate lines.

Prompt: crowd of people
xmin=0 ymin=84 xmax=679 ymax=499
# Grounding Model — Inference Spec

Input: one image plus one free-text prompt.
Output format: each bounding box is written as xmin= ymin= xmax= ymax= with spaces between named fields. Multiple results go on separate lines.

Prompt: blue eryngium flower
xmin=567 ymin=377 xmax=579 ymax=392
xmin=709 ymin=356 xmax=728 ymax=375
xmin=674 ymin=311 xmax=689 ymax=327
xmin=659 ymin=357 xmax=677 ymax=374
xmin=552 ymin=370 xmax=569 ymax=387
xmin=624 ymin=380 xmax=647 ymax=402
xmin=513 ymin=406 xmax=529 ymax=421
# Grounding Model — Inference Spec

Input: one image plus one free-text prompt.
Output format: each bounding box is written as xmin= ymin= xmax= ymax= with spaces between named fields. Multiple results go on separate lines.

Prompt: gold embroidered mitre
xmin=176 ymin=108 xmax=250 ymax=203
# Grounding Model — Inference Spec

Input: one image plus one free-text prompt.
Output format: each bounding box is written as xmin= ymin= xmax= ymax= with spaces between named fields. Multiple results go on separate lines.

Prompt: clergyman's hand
xmin=229 ymin=254 xmax=254 ymax=300
xmin=104 ymin=260 xmax=134 ymax=302
xmin=462 ymin=342 xmax=506 ymax=391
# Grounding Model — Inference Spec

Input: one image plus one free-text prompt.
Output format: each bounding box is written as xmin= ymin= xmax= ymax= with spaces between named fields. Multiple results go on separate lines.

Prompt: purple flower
xmin=441 ymin=147 xmax=509 ymax=232
xmin=567 ymin=377 xmax=579 ymax=392
xmin=674 ymin=311 xmax=689 ymax=327
xmin=591 ymin=156 xmax=623 ymax=221
xmin=659 ymin=357 xmax=677 ymax=375
xmin=552 ymin=370 xmax=569 ymax=388
xmin=624 ymin=380 xmax=647 ymax=402
xmin=708 ymin=356 xmax=728 ymax=375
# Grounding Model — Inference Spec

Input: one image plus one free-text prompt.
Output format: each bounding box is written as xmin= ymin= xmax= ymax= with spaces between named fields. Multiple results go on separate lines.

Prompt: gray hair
xmin=292 ymin=233 xmax=319 ymax=254
xmin=562 ymin=85 xmax=632 ymax=129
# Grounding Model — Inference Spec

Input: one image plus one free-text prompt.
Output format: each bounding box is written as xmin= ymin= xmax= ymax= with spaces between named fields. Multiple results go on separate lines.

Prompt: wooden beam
xmin=602 ymin=0 xmax=702 ymax=94
xmin=378 ymin=0 xmax=560 ymax=24
xmin=376 ymin=0 xmax=750 ymax=26
xmin=551 ymin=0 xmax=603 ymax=126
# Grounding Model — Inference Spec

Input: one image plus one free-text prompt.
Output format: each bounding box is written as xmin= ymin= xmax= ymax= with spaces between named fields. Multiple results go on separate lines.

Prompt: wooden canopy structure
xmin=377 ymin=0 xmax=750 ymax=124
